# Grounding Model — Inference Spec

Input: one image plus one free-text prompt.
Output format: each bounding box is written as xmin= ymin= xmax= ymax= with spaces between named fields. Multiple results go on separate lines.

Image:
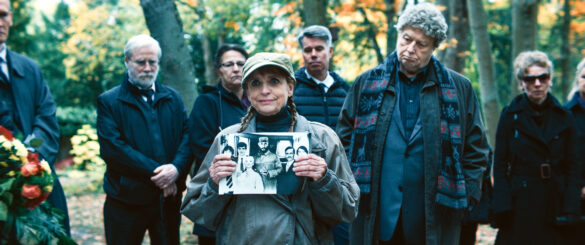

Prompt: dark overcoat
xmin=97 ymin=75 xmax=192 ymax=205
xmin=337 ymin=54 xmax=489 ymax=244
xmin=6 ymin=50 xmax=68 ymax=232
xmin=493 ymin=94 xmax=580 ymax=244
xmin=188 ymin=84 xmax=247 ymax=173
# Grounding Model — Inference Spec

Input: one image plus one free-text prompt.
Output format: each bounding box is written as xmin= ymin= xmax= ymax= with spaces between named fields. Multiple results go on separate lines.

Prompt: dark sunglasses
xmin=522 ymin=73 xmax=550 ymax=84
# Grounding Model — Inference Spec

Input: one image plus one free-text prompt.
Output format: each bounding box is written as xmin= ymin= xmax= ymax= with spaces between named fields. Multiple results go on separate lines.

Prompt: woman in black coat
xmin=565 ymin=57 xmax=585 ymax=244
xmin=493 ymin=50 xmax=580 ymax=244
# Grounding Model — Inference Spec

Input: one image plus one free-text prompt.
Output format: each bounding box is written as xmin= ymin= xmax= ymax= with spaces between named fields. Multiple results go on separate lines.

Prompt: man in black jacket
xmin=97 ymin=34 xmax=193 ymax=244
xmin=293 ymin=25 xmax=349 ymax=130
xmin=187 ymin=43 xmax=249 ymax=244
xmin=294 ymin=25 xmax=350 ymax=244
xmin=0 ymin=0 xmax=69 ymax=235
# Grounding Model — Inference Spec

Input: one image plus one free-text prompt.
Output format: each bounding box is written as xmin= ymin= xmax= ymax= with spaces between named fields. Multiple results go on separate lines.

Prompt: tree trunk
xmin=202 ymin=34 xmax=217 ymax=86
xmin=509 ymin=0 xmax=539 ymax=101
xmin=384 ymin=0 xmax=397 ymax=55
xmin=467 ymin=0 xmax=500 ymax=147
xmin=435 ymin=0 xmax=449 ymax=61
xmin=559 ymin=0 xmax=572 ymax=101
xmin=358 ymin=7 xmax=384 ymax=64
xmin=440 ymin=0 xmax=470 ymax=74
xmin=139 ymin=0 xmax=198 ymax=112
xmin=303 ymin=0 xmax=328 ymax=25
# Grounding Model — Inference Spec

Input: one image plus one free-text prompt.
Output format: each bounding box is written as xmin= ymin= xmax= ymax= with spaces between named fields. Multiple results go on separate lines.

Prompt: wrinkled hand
xmin=162 ymin=183 xmax=177 ymax=197
xmin=293 ymin=154 xmax=327 ymax=181
xmin=151 ymin=164 xmax=179 ymax=189
xmin=209 ymin=154 xmax=236 ymax=185
xmin=581 ymin=187 xmax=585 ymax=199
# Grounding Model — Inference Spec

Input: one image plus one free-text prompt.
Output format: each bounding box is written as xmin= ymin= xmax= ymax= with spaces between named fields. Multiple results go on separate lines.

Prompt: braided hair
xmin=238 ymin=69 xmax=297 ymax=132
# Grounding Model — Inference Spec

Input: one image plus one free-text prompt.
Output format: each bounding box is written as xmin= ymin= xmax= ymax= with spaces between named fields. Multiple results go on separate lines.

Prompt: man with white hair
xmin=97 ymin=34 xmax=193 ymax=244
xmin=337 ymin=3 xmax=489 ymax=244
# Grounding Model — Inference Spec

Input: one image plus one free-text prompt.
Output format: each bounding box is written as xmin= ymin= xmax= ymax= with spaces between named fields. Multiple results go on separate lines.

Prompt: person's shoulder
xmin=447 ymin=69 xmax=471 ymax=86
xmin=220 ymin=123 xmax=242 ymax=134
xmin=99 ymin=85 xmax=122 ymax=99
xmin=307 ymin=120 xmax=337 ymax=138
xmin=329 ymin=71 xmax=349 ymax=89
xmin=7 ymin=50 xmax=41 ymax=73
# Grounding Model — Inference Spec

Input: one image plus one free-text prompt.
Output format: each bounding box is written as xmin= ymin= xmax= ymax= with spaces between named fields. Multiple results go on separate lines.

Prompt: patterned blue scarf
xmin=348 ymin=52 xmax=468 ymax=210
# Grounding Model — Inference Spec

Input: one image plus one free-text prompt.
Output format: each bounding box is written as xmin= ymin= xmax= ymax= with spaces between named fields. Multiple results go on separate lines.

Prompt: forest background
xmin=11 ymin=0 xmax=585 ymax=150
xmin=8 ymin=0 xmax=583 ymax=243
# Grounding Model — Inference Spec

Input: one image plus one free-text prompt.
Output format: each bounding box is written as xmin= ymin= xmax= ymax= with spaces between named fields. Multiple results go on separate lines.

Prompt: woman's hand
xmin=209 ymin=154 xmax=236 ymax=185
xmin=293 ymin=154 xmax=327 ymax=181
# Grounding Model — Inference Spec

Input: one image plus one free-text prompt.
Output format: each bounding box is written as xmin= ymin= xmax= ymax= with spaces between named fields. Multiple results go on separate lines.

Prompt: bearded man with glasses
xmin=97 ymin=34 xmax=193 ymax=244
xmin=492 ymin=50 xmax=581 ymax=244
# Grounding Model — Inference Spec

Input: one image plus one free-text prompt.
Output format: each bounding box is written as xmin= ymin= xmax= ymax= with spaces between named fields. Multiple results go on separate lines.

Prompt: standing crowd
xmin=0 ymin=0 xmax=584 ymax=244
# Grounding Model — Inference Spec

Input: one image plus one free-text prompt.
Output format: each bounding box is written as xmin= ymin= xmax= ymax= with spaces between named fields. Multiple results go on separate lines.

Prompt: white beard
xmin=127 ymin=66 xmax=158 ymax=89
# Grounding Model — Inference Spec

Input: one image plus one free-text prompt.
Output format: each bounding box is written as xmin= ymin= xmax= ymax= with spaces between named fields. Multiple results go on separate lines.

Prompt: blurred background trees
xmin=10 ymin=0 xmax=585 ymax=154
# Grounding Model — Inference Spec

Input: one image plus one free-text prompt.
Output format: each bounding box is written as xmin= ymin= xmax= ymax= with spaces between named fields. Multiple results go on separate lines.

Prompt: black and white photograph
xmin=219 ymin=132 xmax=311 ymax=195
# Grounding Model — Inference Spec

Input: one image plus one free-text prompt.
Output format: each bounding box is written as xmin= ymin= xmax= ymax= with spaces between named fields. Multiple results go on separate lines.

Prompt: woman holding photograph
xmin=181 ymin=52 xmax=359 ymax=244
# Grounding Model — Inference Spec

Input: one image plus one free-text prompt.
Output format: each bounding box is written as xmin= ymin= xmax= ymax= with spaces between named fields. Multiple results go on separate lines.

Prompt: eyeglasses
xmin=522 ymin=73 xmax=550 ymax=84
xmin=221 ymin=61 xmax=245 ymax=68
xmin=132 ymin=59 xmax=159 ymax=67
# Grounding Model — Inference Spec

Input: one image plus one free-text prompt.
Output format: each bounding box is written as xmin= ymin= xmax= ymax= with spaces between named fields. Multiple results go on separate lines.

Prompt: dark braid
xmin=238 ymin=106 xmax=256 ymax=132
xmin=287 ymin=97 xmax=297 ymax=132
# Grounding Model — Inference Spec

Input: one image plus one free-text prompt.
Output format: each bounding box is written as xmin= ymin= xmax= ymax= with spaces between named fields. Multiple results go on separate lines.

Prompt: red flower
xmin=23 ymin=193 xmax=49 ymax=209
xmin=21 ymin=162 xmax=41 ymax=177
xmin=0 ymin=126 xmax=14 ymax=140
xmin=27 ymin=152 xmax=39 ymax=164
xmin=21 ymin=184 xmax=41 ymax=199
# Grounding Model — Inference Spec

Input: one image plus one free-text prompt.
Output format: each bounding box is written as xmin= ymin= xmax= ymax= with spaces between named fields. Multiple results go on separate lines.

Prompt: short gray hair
xmin=513 ymin=50 xmax=553 ymax=82
xmin=124 ymin=34 xmax=162 ymax=60
xmin=297 ymin=25 xmax=332 ymax=48
xmin=395 ymin=3 xmax=448 ymax=48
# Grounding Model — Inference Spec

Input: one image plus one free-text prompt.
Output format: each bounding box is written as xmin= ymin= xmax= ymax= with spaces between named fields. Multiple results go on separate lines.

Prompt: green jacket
xmin=181 ymin=114 xmax=360 ymax=244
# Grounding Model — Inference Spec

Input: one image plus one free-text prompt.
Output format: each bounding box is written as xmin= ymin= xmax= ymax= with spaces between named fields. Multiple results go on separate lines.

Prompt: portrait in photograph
xmin=218 ymin=132 xmax=310 ymax=195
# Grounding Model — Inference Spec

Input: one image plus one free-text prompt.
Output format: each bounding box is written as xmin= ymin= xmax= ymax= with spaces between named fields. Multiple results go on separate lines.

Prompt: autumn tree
xmin=140 ymin=0 xmax=198 ymax=111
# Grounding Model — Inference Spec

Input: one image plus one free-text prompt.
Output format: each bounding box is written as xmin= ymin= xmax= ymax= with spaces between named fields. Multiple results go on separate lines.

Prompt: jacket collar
xmin=294 ymin=67 xmax=346 ymax=91
xmin=6 ymin=50 xmax=25 ymax=78
xmin=508 ymin=93 xmax=564 ymax=113
xmin=565 ymin=91 xmax=583 ymax=111
xmin=117 ymin=73 xmax=172 ymax=106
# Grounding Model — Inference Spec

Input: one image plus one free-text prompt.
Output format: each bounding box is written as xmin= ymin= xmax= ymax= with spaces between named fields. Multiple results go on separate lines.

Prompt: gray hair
xmin=124 ymin=34 xmax=162 ymax=60
xmin=395 ymin=3 xmax=448 ymax=48
xmin=568 ymin=57 xmax=585 ymax=99
xmin=297 ymin=25 xmax=332 ymax=48
xmin=513 ymin=50 xmax=553 ymax=82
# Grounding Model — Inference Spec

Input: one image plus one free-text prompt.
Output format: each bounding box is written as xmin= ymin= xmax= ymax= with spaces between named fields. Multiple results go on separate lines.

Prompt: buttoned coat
xmin=337 ymin=55 xmax=489 ymax=245
xmin=493 ymin=94 xmax=580 ymax=244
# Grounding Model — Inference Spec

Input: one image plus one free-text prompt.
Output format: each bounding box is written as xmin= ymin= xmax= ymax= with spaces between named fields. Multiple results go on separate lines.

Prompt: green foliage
xmin=69 ymin=125 xmax=103 ymax=171
xmin=6 ymin=0 xmax=34 ymax=55
xmin=56 ymin=107 xmax=97 ymax=138
xmin=14 ymin=203 xmax=75 ymax=245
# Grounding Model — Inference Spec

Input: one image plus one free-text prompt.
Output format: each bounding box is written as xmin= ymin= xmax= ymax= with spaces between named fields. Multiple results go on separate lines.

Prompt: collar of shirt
xmin=397 ymin=63 xmax=429 ymax=85
xmin=305 ymin=69 xmax=334 ymax=93
xmin=0 ymin=44 xmax=9 ymax=80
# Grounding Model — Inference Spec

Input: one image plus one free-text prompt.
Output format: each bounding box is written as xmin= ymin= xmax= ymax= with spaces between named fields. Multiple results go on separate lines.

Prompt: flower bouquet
xmin=0 ymin=126 xmax=73 ymax=244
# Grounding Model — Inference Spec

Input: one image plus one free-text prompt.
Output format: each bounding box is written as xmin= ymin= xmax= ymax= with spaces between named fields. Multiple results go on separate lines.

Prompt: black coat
xmin=493 ymin=94 xmax=580 ymax=244
xmin=97 ymin=75 xmax=193 ymax=205
xmin=5 ymin=50 xmax=69 ymax=233
xmin=293 ymin=68 xmax=349 ymax=129
xmin=565 ymin=92 xmax=585 ymax=184
xmin=188 ymin=84 xmax=248 ymax=173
